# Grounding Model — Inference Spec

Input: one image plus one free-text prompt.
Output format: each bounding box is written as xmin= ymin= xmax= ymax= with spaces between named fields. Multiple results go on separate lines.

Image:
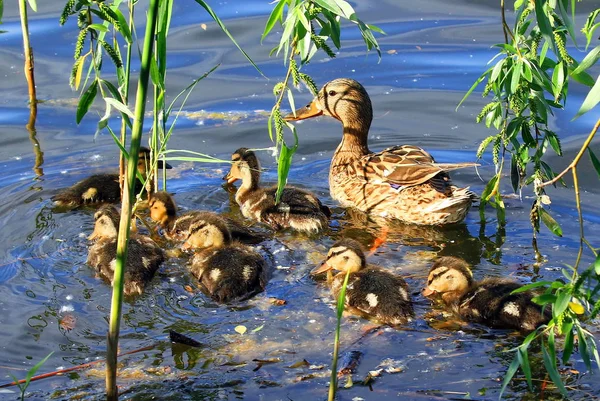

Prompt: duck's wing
xmin=359 ymin=145 xmax=478 ymax=188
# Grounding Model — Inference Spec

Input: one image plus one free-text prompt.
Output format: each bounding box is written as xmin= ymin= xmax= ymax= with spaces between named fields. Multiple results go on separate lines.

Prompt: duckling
xmin=422 ymin=257 xmax=550 ymax=332
xmin=184 ymin=214 xmax=267 ymax=303
xmin=224 ymin=148 xmax=330 ymax=233
xmin=148 ymin=191 xmax=266 ymax=244
xmin=312 ymin=239 xmax=413 ymax=325
xmin=286 ymin=78 xmax=478 ymax=225
xmin=87 ymin=205 xmax=165 ymax=295
xmin=52 ymin=147 xmax=171 ymax=207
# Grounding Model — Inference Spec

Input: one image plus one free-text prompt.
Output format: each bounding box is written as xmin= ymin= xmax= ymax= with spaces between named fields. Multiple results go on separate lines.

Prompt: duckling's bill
xmin=421 ymin=287 xmax=435 ymax=297
xmin=311 ymin=260 xmax=333 ymax=275
xmin=284 ymin=99 xmax=323 ymax=121
xmin=224 ymin=171 xmax=238 ymax=184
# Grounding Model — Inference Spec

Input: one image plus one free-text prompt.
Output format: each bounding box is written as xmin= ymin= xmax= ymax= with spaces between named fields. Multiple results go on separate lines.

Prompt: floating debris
xmin=169 ymin=330 xmax=203 ymax=348
xmin=377 ymin=358 xmax=405 ymax=374
xmin=338 ymin=350 xmax=363 ymax=378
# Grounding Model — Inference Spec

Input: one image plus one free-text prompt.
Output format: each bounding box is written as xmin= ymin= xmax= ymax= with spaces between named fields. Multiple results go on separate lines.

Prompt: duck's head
xmin=136 ymin=147 xmax=172 ymax=179
xmin=89 ymin=205 xmax=120 ymax=240
xmin=183 ymin=215 xmax=232 ymax=250
xmin=312 ymin=238 xmax=367 ymax=275
xmin=422 ymin=257 xmax=473 ymax=303
xmin=224 ymin=148 xmax=261 ymax=187
xmin=148 ymin=191 xmax=176 ymax=226
xmin=286 ymin=78 xmax=373 ymax=132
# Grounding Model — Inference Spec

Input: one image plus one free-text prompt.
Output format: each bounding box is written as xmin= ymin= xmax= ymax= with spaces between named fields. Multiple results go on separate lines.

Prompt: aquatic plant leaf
xmin=76 ymin=80 xmax=98 ymax=124
xmin=587 ymin=147 xmax=600 ymax=180
xmin=194 ymin=0 xmax=264 ymax=77
xmin=574 ymin=74 xmax=600 ymax=119
xmin=24 ymin=351 xmax=53 ymax=388
xmin=27 ymin=0 xmax=36 ymax=12
xmin=539 ymin=208 xmax=563 ymax=237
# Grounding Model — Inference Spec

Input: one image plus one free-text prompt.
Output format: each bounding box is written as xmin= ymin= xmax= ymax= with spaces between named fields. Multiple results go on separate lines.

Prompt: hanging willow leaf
xmin=539 ymin=207 xmax=563 ymax=237
xmin=587 ymin=147 xmax=600 ymax=180
xmin=574 ymin=74 xmax=600 ymax=119
xmin=76 ymin=80 xmax=98 ymax=124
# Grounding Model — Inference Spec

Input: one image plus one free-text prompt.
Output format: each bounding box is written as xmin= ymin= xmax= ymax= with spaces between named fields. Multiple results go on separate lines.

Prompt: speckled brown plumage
xmin=185 ymin=214 xmax=267 ymax=303
xmin=313 ymin=238 xmax=413 ymax=325
xmin=52 ymin=147 xmax=168 ymax=207
xmin=149 ymin=191 xmax=266 ymax=244
xmin=286 ymin=78 xmax=478 ymax=225
xmin=87 ymin=205 xmax=165 ymax=295
xmin=423 ymin=257 xmax=550 ymax=332
xmin=224 ymin=148 xmax=330 ymax=233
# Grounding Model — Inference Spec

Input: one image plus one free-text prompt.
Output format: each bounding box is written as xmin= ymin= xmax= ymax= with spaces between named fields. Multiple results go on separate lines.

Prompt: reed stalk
xmin=119 ymin=1 xmax=135 ymax=195
xmin=328 ymin=271 xmax=351 ymax=401
xmin=18 ymin=0 xmax=36 ymax=106
xmin=105 ymin=0 xmax=160 ymax=398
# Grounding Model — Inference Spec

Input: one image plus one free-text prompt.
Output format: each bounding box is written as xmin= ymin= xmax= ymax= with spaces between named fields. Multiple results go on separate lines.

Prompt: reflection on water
xmin=0 ymin=0 xmax=599 ymax=400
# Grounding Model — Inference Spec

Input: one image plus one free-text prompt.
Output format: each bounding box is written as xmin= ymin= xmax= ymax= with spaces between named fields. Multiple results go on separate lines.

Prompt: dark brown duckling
xmin=148 ymin=191 xmax=266 ymax=244
xmin=52 ymin=147 xmax=171 ymax=207
xmin=312 ymin=238 xmax=413 ymax=325
xmin=87 ymin=205 xmax=165 ymax=295
xmin=183 ymin=214 xmax=267 ymax=303
xmin=422 ymin=256 xmax=550 ymax=332
xmin=224 ymin=148 xmax=330 ymax=233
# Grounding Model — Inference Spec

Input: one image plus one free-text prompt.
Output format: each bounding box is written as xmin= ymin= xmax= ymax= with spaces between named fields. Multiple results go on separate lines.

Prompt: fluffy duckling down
xmin=224 ymin=148 xmax=330 ymax=233
xmin=423 ymin=257 xmax=550 ymax=332
xmin=183 ymin=213 xmax=267 ymax=303
xmin=87 ymin=205 xmax=165 ymax=295
xmin=148 ymin=191 xmax=266 ymax=244
xmin=53 ymin=147 xmax=171 ymax=207
xmin=313 ymin=238 xmax=413 ymax=325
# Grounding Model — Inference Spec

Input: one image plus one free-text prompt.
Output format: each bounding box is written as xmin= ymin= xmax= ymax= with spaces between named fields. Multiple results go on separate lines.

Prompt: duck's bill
xmin=311 ymin=261 xmax=333 ymax=275
xmin=421 ymin=287 xmax=436 ymax=297
xmin=284 ymin=99 xmax=323 ymax=121
xmin=88 ymin=229 xmax=100 ymax=241
xmin=157 ymin=160 xmax=173 ymax=169
xmin=223 ymin=171 xmax=238 ymax=184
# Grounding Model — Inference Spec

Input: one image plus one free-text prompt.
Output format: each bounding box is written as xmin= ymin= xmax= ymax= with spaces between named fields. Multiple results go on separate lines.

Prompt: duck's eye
xmin=328 ymin=90 xmax=337 ymax=97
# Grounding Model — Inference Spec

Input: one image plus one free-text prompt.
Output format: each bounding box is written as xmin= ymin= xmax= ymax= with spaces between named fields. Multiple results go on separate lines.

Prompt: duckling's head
xmin=423 ymin=257 xmax=473 ymax=303
xmin=89 ymin=205 xmax=120 ymax=240
xmin=312 ymin=238 xmax=367 ymax=275
xmin=286 ymin=78 xmax=372 ymax=132
xmin=148 ymin=191 xmax=176 ymax=226
xmin=183 ymin=215 xmax=232 ymax=250
xmin=224 ymin=148 xmax=261 ymax=188
xmin=135 ymin=147 xmax=172 ymax=179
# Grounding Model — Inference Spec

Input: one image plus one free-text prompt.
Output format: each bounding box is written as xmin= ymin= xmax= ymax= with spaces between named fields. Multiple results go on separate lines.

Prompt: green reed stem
xmin=328 ymin=271 xmax=351 ymax=401
xmin=106 ymin=0 xmax=160 ymax=399
xmin=119 ymin=1 xmax=135 ymax=193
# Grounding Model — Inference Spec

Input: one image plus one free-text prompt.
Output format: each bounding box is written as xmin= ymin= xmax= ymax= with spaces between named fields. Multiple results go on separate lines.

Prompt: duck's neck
xmin=333 ymin=122 xmax=371 ymax=164
xmin=236 ymin=171 xmax=259 ymax=203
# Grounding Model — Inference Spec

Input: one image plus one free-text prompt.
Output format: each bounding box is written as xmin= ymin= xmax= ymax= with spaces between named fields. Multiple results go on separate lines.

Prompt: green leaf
xmin=287 ymin=90 xmax=297 ymax=118
xmin=88 ymin=23 xmax=109 ymax=32
xmin=570 ymin=63 xmax=596 ymax=87
xmin=76 ymin=80 xmax=98 ymax=124
xmin=312 ymin=0 xmax=343 ymax=16
xmin=594 ymin=253 xmax=600 ymax=275
xmin=572 ymin=45 xmax=600 ymax=75
xmin=194 ymin=0 xmax=264 ymax=77
xmin=110 ymin=5 xmax=132 ymax=43
xmin=510 ymin=60 xmax=522 ymax=93
xmin=27 ymin=0 xmax=37 ymax=12
xmin=25 ymin=351 xmax=53 ymax=387
xmin=576 ymin=325 xmax=592 ymax=372
xmin=554 ymin=290 xmax=571 ymax=317
xmin=457 ymin=67 xmax=493 ymax=110
xmin=480 ymin=174 xmax=498 ymax=202
xmin=557 ymin=0 xmax=576 ymax=43
xmin=262 ymin=0 xmax=287 ymax=41
xmin=522 ymin=59 xmax=533 ymax=82
xmin=551 ymin=61 xmax=565 ymax=100
xmin=545 ymin=131 xmax=562 ymax=156
xmin=562 ymin=323 xmax=574 ymax=364
xmin=105 ymin=97 xmax=135 ymax=119
xmin=532 ymin=293 xmax=557 ymax=305
xmin=542 ymin=337 xmax=569 ymax=398
xmin=574 ymin=74 xmax=600 ymax=119
xmin=498 ymin=354 xmax=520 ymax=399
xmin=517 ymin=347 xmax=533 ymax=391
xmin=510 ymin=154 xmax=519 ymax=193
xmin=490 ymin=58 xmax=505 ymax=83
xmin=534 ymin=1 xmax=557 ymax=58
xmin=511 ymin=281 xmax=553 ymax=294
xmin=539 ymin=207 xmax=562 ymax=237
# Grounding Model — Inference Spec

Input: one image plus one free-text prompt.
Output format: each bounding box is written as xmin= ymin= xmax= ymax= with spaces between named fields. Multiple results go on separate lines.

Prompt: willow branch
xmin=539 ymin=118 xmax=600 ymax=188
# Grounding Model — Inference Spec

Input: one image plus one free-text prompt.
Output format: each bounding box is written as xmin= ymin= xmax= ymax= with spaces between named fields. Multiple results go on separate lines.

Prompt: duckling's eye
xmin=176 ymin=229 xmax=182 ymax=234
xmin=343 ymin=256 xmax=349 ymax=261
xmin=328 ymin=90 xmax=337 ymax=97
xmin=446 ymin=275 xmax=454 ymax=280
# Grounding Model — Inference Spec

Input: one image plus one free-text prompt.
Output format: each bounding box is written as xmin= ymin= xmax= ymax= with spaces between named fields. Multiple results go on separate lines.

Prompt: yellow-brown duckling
xmin=312 ymin=238 xmax=413 ymax=325
xmin=422 ymin=257 xmax=550 ymax=332
xmin=224 ymin=147 xmax=330 ymax=233
xmin=148 ymin=191 xmax=266 ymax=244
xmin=286 ymin=78 xmax=478 ymax=226
xmin=53 ymin=147 xmax=171 ymax=207
xmin=183 ymin=213 xmax=267 ymax=303
xmin=87 ymin=205 xmax=165 ymax=295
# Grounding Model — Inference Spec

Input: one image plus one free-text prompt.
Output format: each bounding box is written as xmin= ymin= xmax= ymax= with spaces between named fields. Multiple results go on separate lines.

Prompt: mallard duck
xmin=312 ymin=238 xmax=413 ymax=325
xmin=224 ymin=147 xmax=331 ymax=233
xmin=148 ymin=191 xmax=266 ymax=244
xmin=183 ymin=213 xmax=267 ymax=303
xmin=52 ymin=147 xmax=171 ymax=207
xmin=87 ymin=205 xmax=165 ymax=295
xmin=422 ymin=256 xmax=550 ymax=332
xmin=285 ymin=78 xmax=478 ymax=226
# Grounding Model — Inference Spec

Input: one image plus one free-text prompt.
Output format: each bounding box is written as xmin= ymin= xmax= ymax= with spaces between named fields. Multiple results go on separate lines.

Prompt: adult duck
xmin=286 ymin=78 xmax=477 ymax=225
